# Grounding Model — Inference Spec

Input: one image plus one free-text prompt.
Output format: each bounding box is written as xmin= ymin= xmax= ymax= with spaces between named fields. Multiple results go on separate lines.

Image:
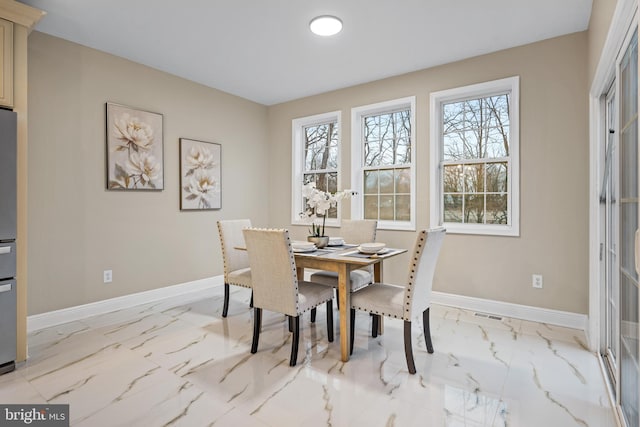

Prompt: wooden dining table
xmin=293 ymin=246 xmax=407 ymax=362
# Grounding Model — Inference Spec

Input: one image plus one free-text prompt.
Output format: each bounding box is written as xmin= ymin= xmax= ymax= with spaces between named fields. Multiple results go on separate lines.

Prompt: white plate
xmin=359 ymin=242 xmax=386 ymax=252
xmin=293 ymin=246 xmax=317 ymax=253
xmin=328 ymin=240 xmax=344 ymax=246
xmin=292 ymin=241 xmax=316 ymax=250
xmin=358 ymin=246 xmax=389 ymax=255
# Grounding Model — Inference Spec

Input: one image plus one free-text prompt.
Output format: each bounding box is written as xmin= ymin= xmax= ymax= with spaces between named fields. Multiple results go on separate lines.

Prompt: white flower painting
xmin=180 ymin=138 xmax=221 ymax=210
xmin=106 ymin=103 xmax=164 ymax=190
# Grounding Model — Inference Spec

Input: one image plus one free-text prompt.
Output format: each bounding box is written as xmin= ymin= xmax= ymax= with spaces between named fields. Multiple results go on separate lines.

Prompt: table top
xmin=235 ymin=244 xmax=407 ymax=266
xmin=293 ymin=245 xmax=407 ymax=266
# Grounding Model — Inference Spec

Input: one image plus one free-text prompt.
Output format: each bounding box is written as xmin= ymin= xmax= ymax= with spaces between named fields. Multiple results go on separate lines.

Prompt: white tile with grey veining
xmin=501 ymin=332 xmax=615 ymax=427
xmin=19 ymin=329 xmax=121 ymax=382
xmin=0 ymin=368 xmax=46 ymax=403
xmin=1 ymin=288 xmax=618 ymax=427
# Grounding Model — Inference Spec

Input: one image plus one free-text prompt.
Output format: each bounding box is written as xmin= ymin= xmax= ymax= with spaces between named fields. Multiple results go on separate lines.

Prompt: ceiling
xmin=18 ymin=0 xmax=593 ymax=106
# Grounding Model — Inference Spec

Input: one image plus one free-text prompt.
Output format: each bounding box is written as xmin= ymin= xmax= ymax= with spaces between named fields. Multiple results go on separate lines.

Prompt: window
xmin=292 ymin=111 xmax=342 ymax=225
xmin=430 ymin=77 xmax=519 ymax=236
xmin=352 ymin=97 xmax=416 ymax=230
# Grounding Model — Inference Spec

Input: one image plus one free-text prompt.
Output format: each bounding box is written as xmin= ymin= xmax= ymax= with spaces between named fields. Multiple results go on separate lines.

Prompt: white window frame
xmin=429 ymin=76 xmax=520 ymax=236
xmin=351 ymin=96 xmax=416 ymax=231
xmin=291 ymin=111 xmax=342 ymax=227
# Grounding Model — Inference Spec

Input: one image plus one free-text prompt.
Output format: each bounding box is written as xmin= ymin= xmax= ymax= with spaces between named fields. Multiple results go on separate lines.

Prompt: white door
xmin=617 ymin=28 xmax=638 ymax=427
xmin=601 ymin=27 xmax=639 ymax=427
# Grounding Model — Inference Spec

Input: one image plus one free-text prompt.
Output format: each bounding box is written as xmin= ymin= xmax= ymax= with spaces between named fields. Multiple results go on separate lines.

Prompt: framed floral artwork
xmin=106 ymin=102 xmax=164 ymax=190
xmin=179 ymin=138 xmax=221 ymax=210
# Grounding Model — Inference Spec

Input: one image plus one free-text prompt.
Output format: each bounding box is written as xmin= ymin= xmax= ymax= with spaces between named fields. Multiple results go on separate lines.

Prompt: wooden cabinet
xmin=0 ymin=18 xmax=12 ymax=108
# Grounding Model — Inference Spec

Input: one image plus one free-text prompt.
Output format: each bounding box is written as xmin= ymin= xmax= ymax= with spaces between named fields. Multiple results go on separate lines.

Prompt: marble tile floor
xmin=0 ymin=287 xmax=618 ymax=427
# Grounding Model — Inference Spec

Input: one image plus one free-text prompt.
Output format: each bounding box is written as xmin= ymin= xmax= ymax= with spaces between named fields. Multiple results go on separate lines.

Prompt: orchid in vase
xmin=300 ymin=182 xmax=354 ymax=237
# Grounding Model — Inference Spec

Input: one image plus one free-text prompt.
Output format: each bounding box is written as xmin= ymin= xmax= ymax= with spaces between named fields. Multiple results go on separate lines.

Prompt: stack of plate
xmin=358 ymin=242 xmax=386 ymax=254
xmin=291 ymin=241 xmax=317 ymax=252
xmin=328 ymin=236 xmax=344 ymax=246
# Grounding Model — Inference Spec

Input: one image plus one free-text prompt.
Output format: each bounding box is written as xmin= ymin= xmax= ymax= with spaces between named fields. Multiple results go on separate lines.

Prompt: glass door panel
xmin=618 ymin=28 xmax=639 ymax=427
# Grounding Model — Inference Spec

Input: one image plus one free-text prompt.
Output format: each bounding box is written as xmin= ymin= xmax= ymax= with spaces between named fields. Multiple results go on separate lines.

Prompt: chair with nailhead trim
xmin=243 ymin=228 xmax=334 ymax=367
xmin=349 ymin=228 xmax=445 ymax=374
xmin=310 ymin=219 xmax=378 ymax=294
xmin=217 ymin=219 xmax=253 ymax=317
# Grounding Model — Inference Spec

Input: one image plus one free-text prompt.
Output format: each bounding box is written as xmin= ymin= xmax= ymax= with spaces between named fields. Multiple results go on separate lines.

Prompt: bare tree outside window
xmin=303 ymin=121 xmax=339 ymax=218
xmin=442 ymin=94 xmax=510 ymax=224
xmin=362 ymin=110 xmax=412 ymax=221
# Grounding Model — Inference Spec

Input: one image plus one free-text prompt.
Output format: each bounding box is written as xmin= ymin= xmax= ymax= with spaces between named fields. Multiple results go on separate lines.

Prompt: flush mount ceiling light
xmin=309 ymin=15 xmax=343 ymax=36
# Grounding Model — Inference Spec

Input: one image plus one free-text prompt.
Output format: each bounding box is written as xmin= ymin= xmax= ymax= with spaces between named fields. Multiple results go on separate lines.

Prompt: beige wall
xmin=27 ymin=30 xmax=591 ymax=316
xmin=588 ymin=0 xmax=618 ymax=85
xmin=268 ymin=32 xmax=589 ymax=314
xmin=27 ymin=32 xmax=269 ymax=315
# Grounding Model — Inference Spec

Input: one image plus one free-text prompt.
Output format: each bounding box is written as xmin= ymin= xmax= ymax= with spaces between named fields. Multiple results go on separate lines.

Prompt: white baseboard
xmin=27 ymin=276 xmax=224 ymax=333
xmin=27 ymin=280 xmax=587 ymax=333
xmin=431 ymin=291 xmax=588 ymax=331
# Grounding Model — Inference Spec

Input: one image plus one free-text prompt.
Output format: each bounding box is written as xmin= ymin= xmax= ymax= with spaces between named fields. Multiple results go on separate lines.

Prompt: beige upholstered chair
xmin=349 ymin=228 xmax=445 ymax=374
xmin=310 ymin=219 xmax=378 ymax=293
xmin=243 ymin=228 xmax=335 ymax=367
xmin=217 ymin=219 xmax=253 ymax=317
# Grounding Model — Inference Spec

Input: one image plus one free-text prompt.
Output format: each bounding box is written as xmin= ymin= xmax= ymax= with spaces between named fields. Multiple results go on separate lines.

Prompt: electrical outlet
xmin=103 ymin=270 xmax=112 ymax=283
xmin=532 ymin=274 xmax=543 ymax=289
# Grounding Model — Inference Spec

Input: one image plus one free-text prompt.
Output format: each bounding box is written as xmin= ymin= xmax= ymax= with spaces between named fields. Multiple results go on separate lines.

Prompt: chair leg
xmin=350 ymin=308 xmax=356 ymax=355
xmin=222 ymin=283 xmax=230 ymax=318
xmin=326 ymin=301 xmax=334 ymax=342
xmin=249 ymin=291 xmax=253 ymax=308
xmin=251 ymin=308 xmax=262 ymax=354
xmin=404 ymin=320 xmax=416 ymax=374
xmin=372 ymin=314 xmax=379 ymax=338
xmin=290 ymin=316 xmax=300 ymax=366
xmin=288 ymin=315 xmax=293 ymax=332
xmin=423 ymin=308 xmax=434 ymax=354
xmin=310 ymin=307 xmax=317 ymax=323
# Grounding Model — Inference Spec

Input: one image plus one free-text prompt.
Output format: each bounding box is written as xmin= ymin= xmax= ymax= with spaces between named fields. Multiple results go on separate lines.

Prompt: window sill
xmin=439 ymin=223 xmax=519 ymax=237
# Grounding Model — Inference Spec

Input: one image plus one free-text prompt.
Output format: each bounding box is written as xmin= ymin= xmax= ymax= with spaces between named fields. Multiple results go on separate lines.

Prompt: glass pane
xmin=464 ymin=164 xmax=484 ymax=193
xmin=620 ymin=122 xmax=638 ymax=199
xmin=395 ymin=168 xmax=411 ymax=193
xmin=314 ymin=172 xmax=329 ymax=193
xmin=464 ymin=194 xmax=484 ymax=223
xmin=379 ymin=170 xmax=394 ymax=194
xmin=364 ymin=108 xmax=411 ymax=167
xmin=304 ymin=122 xmax=338 ymax=171
xmin=364 ymin=195 xmax=378 ymax=219
xmin=364 ymin=137 xmax=382 ymax=167
xmin=364 ymin=170 xmax=378 ymax=194
xmin=379 ymin=195 xmax=394 ymax=220
xmin=486 ymin=125 xmax=509 ymax=158
xmin=395 ymin=136 xmax=411 ymax=164
xmin=486 ymin=194 xmax=507 ymax=224
xmin=621 ymin=33 xmax=638 ymax=127
xmin=444 ymin=194 xmax=462 ymax=223
xmin=327 ymin=172 xmax=337 ymax=194
xmin=620 ymin=203 xmax=638 ymax=282
xmin=618 ymin=29 xmax=638 ymax=427
xmin=395 ymin=195 xmax=410 ymax=221
xmin=364 ymin=116 xmax=379 ymax=141
xmin=443 ymin=93 xmax=510 ymax=161
xmin=444 ymin=165 xmax=463 ymax=193
xmin=620 ymin=274 xmax=639 ymax=427
xmin=443 ymin=133 xmax=465 ymax=161
xmin=486 ymin=162 xmax=508 ymax=192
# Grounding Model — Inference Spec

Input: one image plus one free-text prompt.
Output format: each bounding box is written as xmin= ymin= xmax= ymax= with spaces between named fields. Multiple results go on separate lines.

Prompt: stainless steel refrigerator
xmin=0 ymin=108 xmax=16 ymax=375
